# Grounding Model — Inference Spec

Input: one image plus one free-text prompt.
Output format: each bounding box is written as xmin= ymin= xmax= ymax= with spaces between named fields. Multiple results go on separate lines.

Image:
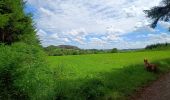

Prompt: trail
xmin=132 ymin=72 xmax=170 ymax=100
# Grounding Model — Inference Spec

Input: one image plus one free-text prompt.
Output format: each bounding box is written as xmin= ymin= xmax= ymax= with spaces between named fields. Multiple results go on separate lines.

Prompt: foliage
xmin=145 ymin=42 xmax=170 ymax=50
xmin=144 ymin=0 xmax=170 ymax=29
xmin=57 ymin=45 xmax=80 ymax=49
xmin=0 ymin=0 xmax=39 ymax=45
xmin=0 ymin=0 xmax=55 ymax=100
xmin=0 ymin=43 xmax=55 ymax=100
xmin=111 ymin=48 xmax=118 ymax=53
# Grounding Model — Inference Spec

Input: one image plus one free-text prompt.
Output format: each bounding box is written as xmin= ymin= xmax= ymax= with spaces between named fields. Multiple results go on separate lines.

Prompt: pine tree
xmin=145 ymin=0 xmax=170 ymax=29
xmin=0 ymin=0 xmax=39 ymax=45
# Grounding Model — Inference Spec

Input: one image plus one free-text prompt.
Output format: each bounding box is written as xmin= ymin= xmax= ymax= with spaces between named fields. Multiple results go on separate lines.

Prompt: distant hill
xmin=57 ymin=45 xmax=80 ymax=50
xmin=44 ymin=45 xmax=80 ymax=50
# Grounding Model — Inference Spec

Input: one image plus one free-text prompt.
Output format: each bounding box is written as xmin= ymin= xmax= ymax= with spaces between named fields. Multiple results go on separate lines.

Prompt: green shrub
xmin=111 ymin=48 xmax=118 ymax=53
xmin=0 ymin=43 xmax=55 ymax=100
xmin=79 ymin=79 xmax=105 ymax=100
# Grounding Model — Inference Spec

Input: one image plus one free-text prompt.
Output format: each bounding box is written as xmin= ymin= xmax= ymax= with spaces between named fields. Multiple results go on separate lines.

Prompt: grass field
xmin=48 ymin=50 xmax=170 ymax=100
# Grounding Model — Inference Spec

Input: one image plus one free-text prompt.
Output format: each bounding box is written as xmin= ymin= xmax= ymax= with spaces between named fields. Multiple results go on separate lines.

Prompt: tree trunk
xmin=2 ymin=32 xmax=5 ymax=43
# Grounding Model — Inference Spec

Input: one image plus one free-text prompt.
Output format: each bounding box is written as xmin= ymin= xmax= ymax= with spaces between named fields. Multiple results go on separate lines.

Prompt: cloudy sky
xmin=25 ymin=0 xmax=170 ymax=49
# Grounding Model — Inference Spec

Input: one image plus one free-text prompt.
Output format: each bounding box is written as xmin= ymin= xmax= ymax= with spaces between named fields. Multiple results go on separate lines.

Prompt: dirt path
xmin=132 ymin=72 xmax=170 ymax=100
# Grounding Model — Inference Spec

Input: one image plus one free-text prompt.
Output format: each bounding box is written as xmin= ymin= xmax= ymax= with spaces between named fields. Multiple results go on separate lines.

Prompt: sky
xmin=25 ymin=0 xmax=170 ymax=49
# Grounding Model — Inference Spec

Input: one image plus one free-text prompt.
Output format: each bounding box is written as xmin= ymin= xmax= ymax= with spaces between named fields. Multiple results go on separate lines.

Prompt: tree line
xmin=145 ymin=42 xmax=170 ymax=50
xmin=44 ymin=45 xmax=118 ymax=56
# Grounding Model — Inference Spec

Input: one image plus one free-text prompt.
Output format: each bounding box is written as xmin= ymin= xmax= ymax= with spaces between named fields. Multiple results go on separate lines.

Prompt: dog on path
xmin=144 ymin=59 xmax=157 ymax=72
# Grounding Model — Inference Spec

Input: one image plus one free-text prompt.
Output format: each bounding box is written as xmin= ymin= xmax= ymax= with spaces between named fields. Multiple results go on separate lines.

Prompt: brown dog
xmin=144 ymin=59 xmax=157 ymax=72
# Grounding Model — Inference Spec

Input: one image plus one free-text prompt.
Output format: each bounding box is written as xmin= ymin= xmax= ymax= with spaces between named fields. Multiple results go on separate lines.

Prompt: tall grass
xmin=51 ymin=59 xmax=170 ymax=100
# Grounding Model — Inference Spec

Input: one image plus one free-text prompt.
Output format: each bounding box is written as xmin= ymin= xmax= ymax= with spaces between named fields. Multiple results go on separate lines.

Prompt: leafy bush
xmin=0 ymin=43 xmax=55 ymax=100
xmin=111 ymin=48 xmax=118 ymax=53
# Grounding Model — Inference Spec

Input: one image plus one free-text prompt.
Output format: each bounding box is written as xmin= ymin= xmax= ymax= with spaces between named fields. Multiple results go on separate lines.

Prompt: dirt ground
xmin=131 ymin=72 xmax=170 ymax=100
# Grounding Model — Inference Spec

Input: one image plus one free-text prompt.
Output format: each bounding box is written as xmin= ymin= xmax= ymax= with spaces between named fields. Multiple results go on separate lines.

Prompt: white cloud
xmin=68 ymin=28 xmax=87 ymax=36
xmin=148 ymin=33 xmax=170 ymax=43
xmin=90 ymin=38 xmax=107 ymax=45
xmin=159 ymin=21 xmax=170 ymax=29
xmin=37 ymin=29 xmax=47 ymax=38
xmin=26 ymin=0 xmax=165 ymax=49
xmin=121 ymin=32 xmax=170 ymax=49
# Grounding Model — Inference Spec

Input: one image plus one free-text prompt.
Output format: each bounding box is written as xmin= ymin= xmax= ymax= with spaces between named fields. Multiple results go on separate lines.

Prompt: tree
xmin=111 ymin=48 xmax=118 ymax=53
xmin=144 ymin=0 xmax=170 ymax=29
xmin=0 ymin=0 xmax=39 ymax=45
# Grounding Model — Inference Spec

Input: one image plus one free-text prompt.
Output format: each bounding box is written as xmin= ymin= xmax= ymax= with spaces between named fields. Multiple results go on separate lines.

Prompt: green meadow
xmin=1 ymin=0 xmax=170 ymax=100
xmin=48 ymin=50 xmax=170 ymax=99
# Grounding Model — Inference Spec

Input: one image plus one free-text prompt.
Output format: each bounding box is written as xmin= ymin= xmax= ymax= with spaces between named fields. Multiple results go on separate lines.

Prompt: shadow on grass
xmin=53 ymin=58 xmax=170 ymax=100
